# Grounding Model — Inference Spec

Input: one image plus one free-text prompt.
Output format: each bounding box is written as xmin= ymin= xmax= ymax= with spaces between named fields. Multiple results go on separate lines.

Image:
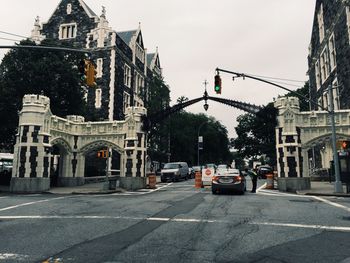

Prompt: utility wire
xmin=0 ymin=30 xmax=28 ymax=39
xmin=0 ymin=37 xmax=20 ymax=42
xmin=249 ymin=74 xmax=306 ymax=83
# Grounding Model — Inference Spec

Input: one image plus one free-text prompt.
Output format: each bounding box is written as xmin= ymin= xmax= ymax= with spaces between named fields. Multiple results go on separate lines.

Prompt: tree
xmin=0 ymin=39 xmax=87 ymax=151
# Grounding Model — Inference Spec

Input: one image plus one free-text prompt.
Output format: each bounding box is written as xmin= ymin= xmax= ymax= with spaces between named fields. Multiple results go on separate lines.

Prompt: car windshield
xmin=163 ymin=163 xmax=180 ymax=169
xmin=0 ymin=160 xmax=12 ymax=166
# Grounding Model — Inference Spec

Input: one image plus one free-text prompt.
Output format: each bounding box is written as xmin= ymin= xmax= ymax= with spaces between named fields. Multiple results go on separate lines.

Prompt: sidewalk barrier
xmin=195 ymin=171 xmax=202 ymax=188
xmin=266 ymin=173 xmax=274 ymax=189
xmin=148 ymin=173 xmax=157 ymax=189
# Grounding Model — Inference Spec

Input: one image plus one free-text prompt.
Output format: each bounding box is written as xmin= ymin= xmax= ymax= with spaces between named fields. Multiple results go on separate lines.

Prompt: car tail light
xmin=212 ymin=176 xmax=219 ymax=182
xmin=235 ymin=176 xmax=242 ymax=182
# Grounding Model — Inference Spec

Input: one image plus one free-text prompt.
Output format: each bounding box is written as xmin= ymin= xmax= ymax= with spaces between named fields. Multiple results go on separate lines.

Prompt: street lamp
xmin=216 ymin=67 xmax=343 ymax=193
xmin=197 ymin=121 xmax=207 ymax=166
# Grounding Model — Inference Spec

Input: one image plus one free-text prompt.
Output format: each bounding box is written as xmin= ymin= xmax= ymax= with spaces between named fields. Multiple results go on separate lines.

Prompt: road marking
xmin=1 ymin=215 xmax=349 ymax=232
xmin=0 ymin=196 xmax=7 ymax=199
xmin=0 ymin=196 xmax=68 ymax=212
xmin=257 ymin=183 xmax=267 ymax=192
xmin=312 ymin=196 xmax=350 ymax=212
xmin=109 ymin=183 xmax=173 ymax=196
xmin=0 ymin=253 xmax=29 ymax=261
xmin=251 ymin=222 xmax=350 ymax=232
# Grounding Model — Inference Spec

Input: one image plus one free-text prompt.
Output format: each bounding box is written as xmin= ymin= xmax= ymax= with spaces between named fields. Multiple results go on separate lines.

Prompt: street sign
xmin=202 ymin=168 xmax=214 ymax=185
xmin=198 ymin=136 xmax=203 ymax=150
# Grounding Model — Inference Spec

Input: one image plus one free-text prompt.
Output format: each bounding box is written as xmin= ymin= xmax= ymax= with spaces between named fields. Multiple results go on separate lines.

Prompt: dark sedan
xmin=211 ymin=168 xmax=246 ymax=195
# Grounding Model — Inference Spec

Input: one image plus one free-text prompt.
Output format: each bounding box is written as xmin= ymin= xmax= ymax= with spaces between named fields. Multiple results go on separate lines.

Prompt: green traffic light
xmin=215 ymin=86 xmax=220 ymax=91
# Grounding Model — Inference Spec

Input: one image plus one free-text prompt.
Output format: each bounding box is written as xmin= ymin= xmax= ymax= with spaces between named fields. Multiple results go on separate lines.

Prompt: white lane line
xmin=251 ymin=222 xmax=350 ymax=232
xmin=0 ymin=196 xmax=68 ymax=212
xmin=109 ymin=183 xmax=173 ymax=196
xmin=1 ymin=215 xmax=349 ymax=232
xmin=257 ymin=183 xmax=267 ymax=192
xmin=0 ymin=253 xmax=29 ymax=260
xmin=0 ymin=196 xmax=7 ymax=199
xmin=312 ymin=196 xmax=350 ymax=213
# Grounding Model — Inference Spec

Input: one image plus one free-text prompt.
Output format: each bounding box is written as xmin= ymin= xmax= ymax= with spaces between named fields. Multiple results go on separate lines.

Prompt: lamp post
xmin=215 ymin=67 xmax=343 ymax=193
xmin=197 ymin=121 xmax=207 ymax=166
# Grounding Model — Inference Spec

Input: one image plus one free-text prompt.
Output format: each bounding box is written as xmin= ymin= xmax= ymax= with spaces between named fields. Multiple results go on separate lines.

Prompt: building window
xmin=96 ymin=58 xmax=103 ymax=78
xmin=67 ymin=4 xmax=72 ymax=15
xmin=59 ymin=23 xmax=77 ymax=39
xmin=318 ymin=4 xmax=325 ymax=43
xmin=322 ymin=91 xmax=329 ymax=110
xmin=332 ymin=79 xmax=340 ymax=110
xmin=315 ymin=60 xmax=321 ymax=90
xmin=123 ymin=92 xmax=130 ymax=113
xmin=136 ymin=44 xmax=144 ymax=63
xmin=347 ymin=7 xmax=350 ymax=44
xmin=95 ymin=88 xmax=102 ymax=109
xmin=329 ymin=34 xmax=336 ymax=71
xmin=124 ymin=64 xmax=131 ymax=88
xmin=320 ymin=47 xmax=329 ymax=83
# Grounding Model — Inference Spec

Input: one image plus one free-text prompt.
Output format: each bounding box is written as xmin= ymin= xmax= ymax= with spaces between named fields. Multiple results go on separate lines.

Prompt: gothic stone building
xmin=306 ymin=0 xmax=350 ymax=173
xmin=31 ymin=0 xmax=162 ymax=122
xmin=308 ymin=0 xmax=350 ymax=111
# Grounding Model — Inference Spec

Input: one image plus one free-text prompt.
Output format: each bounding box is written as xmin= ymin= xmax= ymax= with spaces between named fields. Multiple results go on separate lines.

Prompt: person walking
xmin=246 ymin=168 xmax=258 ymax=193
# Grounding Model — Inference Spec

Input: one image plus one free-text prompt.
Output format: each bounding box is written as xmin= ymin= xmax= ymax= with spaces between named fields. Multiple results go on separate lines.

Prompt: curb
xmin=297 ymin=191 xmax=350 ymax=198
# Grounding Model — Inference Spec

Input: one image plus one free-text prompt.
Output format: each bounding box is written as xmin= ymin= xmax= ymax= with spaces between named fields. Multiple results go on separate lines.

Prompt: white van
xmin=160 ymin=162 xmax=189 ymax=182
xmin=0 ymin=153 xmax=13 ymax=174
xmin=0 ymin=153 xmax=13 ymax=185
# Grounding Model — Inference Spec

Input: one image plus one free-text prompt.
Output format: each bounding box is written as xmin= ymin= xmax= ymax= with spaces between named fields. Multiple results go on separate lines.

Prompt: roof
xmin=117 ymin=30 xmax=137 ymax=45
xmin=79 ymin=0 xmax=98 ymax=18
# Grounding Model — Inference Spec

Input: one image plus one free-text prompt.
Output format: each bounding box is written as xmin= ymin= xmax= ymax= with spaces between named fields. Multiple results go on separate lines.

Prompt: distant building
xmin=30 ymin=0 xmax=162 ymax=121
xmin=308 ymin=0 xmax=350 ymax=111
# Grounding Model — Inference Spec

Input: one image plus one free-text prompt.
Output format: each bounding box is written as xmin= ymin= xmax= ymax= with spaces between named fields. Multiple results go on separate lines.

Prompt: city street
xmin=0 ymin=179 xmax=350 ymax=263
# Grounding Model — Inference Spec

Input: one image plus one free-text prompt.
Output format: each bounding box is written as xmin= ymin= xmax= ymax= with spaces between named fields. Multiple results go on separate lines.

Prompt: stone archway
xmin=10 ymin=95 xmax=147 ymax=193
xmin=275 ymin=96 xmax=350 ymax=191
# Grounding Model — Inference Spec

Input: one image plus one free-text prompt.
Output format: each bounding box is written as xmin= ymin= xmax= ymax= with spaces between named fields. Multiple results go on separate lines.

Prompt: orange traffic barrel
xmin=195 ymin=171 xmax=202 ymax=188
xmin=148 ymin=173 xmax=156 ymax=189
xmin=266 ymin=173 xmax=274 ymax=189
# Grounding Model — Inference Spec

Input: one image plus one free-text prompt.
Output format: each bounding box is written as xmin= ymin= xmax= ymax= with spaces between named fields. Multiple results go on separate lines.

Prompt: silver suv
xmin=160 ymin=162 xmax=189 ymax=182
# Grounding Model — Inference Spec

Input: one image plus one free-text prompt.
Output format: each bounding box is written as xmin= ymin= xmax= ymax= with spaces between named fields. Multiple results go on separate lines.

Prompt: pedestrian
xmin=245 ymin=168 xmax=258 ymax=193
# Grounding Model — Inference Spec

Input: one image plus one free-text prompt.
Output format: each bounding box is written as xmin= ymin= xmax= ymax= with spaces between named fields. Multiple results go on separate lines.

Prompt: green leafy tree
xmin=0 ymin=39 xmax=87 ymax=150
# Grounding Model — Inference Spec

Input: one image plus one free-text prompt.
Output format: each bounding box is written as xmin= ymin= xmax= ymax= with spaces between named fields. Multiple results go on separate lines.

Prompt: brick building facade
xmin=30 ymin=0 xmax=162 ymax=122
xmin=308 ymin=0 xmax=350 ymax=111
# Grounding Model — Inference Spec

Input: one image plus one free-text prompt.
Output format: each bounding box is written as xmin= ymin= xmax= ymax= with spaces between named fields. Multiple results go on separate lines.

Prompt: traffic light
xmin=97 ymin=150 xmax=108 ymax=158
xmin=78 ymin=60 xmax=86 ymax=82
xmin=214 ymin=74 xmax=222 ymax=94
xmin=86 ymin=61 xmax=97 ymax=87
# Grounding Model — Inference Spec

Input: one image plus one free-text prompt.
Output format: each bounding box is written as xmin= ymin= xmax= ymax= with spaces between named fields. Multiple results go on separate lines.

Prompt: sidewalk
xmin=47 ymin=182 xmax=124 ymax=195
xmin=0 ymin=182 xmax=124 ymax=195
xmin=296 ymin=181 xmax=350 ymax=197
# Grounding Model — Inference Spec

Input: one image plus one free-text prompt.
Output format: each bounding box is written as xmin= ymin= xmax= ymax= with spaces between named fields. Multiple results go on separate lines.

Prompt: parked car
xmin=0 ymin=153 xmax=13 ymax=185
xmin=257 ymin=165 xmax=273 ymax=179
xmin=211 ymin=168 xmax=246 ymax=195
xmin=160 ymin=162 xmax=189 ymax=182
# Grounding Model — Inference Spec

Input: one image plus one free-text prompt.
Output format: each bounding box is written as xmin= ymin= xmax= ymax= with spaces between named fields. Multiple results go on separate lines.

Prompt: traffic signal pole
xmin=216 ymin=67 xmax=343 ymax=193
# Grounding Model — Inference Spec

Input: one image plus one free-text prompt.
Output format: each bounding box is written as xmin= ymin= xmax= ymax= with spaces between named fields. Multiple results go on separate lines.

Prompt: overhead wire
xmin=0 ymin=30 xmax=28 ymax=39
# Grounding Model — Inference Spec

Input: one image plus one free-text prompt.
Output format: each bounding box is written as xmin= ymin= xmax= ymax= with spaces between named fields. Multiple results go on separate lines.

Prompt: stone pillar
xmin=120 ymin=107 xmax=147 ymax=190
xmin=11 ymin=95 xmax=52 ymax=193
xmin=275 ymin=97 xmax=310 ymax=192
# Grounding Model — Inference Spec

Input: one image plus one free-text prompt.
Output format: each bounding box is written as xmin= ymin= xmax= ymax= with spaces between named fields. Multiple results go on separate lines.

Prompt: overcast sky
xmin=0 ymin=0 xmax=316 ymax=137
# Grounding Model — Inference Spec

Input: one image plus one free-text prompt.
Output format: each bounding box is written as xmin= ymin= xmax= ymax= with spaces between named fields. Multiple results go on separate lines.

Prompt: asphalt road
xmin=0 ymin=179 xmax=350 ymax=263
